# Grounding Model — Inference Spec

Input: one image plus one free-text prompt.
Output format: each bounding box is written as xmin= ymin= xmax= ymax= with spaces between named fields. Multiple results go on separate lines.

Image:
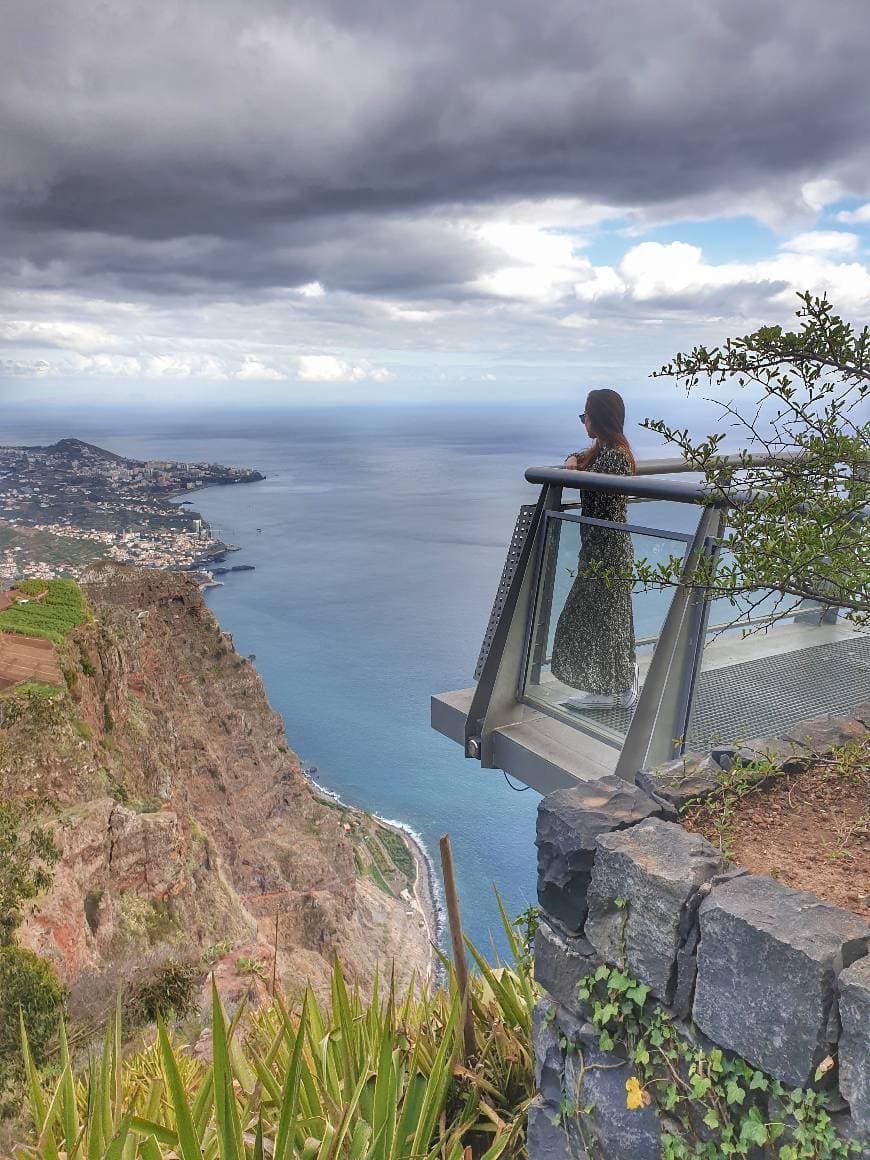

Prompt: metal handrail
xmin=526 ymin=450 xmax=806 ymax=505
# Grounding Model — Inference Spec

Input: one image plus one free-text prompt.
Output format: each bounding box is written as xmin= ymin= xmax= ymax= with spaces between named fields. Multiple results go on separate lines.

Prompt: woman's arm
xmin=563 ymin=454 xmax=580 ymax=469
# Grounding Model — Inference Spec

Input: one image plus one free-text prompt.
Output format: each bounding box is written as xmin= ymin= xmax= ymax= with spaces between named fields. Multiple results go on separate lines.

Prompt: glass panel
xmin=685 ymin=589 xmax=870 ymax=750
xmin=627 ymin=498 xmax=703 ymax=538
xmin=522 ymin=512 xmax=690 ymax=743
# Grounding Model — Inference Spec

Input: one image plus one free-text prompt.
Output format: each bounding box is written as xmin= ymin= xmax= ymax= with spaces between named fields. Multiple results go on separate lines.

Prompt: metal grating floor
xmin=563 ymin=633 xmax=870 ymax=748
xmin=685 ymin=634 xmax=870 ymax=748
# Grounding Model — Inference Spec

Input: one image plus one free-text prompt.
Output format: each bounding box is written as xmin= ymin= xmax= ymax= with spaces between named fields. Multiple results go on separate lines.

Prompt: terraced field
xmin=0 ymin=633 xmax=63 ymax=689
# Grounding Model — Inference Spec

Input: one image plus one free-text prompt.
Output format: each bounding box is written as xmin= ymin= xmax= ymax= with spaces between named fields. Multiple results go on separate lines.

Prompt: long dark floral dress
xmin=551 ymin=446 xmax=637 ymax=694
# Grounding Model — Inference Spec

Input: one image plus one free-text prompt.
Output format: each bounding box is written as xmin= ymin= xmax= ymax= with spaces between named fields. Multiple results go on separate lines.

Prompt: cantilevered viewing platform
xmin=432 ymin=457 xmax=869 ymax=794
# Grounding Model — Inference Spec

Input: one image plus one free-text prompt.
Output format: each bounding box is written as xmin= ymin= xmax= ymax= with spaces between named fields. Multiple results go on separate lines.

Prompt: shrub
xmin=0 ymin=802 xmax=59 ymax=947
xmin=22 ymin=911 xmax=536 ymax=1158
xmin=0 ymin=947 xmax=65 ymax=1080
xmin=124 ymin=957 xmax=201 ymax=1026
xmin=234 ymin=955 xmax=267 ymax=980
xmin=201 ymin=939 xmax=233 ymax=966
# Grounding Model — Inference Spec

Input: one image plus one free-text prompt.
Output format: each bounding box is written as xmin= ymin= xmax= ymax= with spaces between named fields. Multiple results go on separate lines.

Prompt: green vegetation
xmin=115 ymin=895 xmax=178 ymax=949
xmin=6 ymin=681 xmax=59 ymax=700
xmin=378 ymin=827 xmax=416 ymax=882
xmin=576 ymin=964 xmax=861 ymax=1158
xmin=20 ymin=905 xmax=535 ymax=1159
xmin=0 ymin=947 xmax=65 ymax=1111
xmin=637 ymin=292 xmax=869 ymax=627
xmin=235 ymin=955 xmax=268 ymax=981
xmin=0 ymin=682 xmax=67 ymax=730
xmin=0 ymin=579 xmax=90 ymax=644
xmin=201 ymin=939 xmax=234 ymax=966
xmin=366 ymin=861 xmax=393 ymax=896
xmin=78 ymin=641 xmax=97 ymax=678
xmin=0 ymin=801 xmax=59 ymax=947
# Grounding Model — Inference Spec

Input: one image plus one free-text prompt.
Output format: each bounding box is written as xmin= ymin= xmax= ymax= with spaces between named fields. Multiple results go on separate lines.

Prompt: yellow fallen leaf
xmin=815 ymin=1054 xmax=835 ymax=1080
xmin=625 ymin=1076 xmax=651 ymax=1110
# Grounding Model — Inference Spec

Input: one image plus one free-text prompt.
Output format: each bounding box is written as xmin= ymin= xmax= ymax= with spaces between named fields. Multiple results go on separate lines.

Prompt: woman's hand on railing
xmin=563 ymin=454 xmax=580 ymax=470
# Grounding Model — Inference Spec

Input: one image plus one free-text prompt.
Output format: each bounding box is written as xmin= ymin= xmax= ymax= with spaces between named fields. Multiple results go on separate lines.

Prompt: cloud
xmin=1 ymin=1 xmax=869 ymax=400
xmin=835 ymin=203 xmax=870 ymax=225
xmin=295 ymin=355 xmax=393 ymax=383
xmin=780 ymin=231 xmax=859 ymax=256
xmin=572 ymin=241 xmax=870 ymax=315
xmin=1 ymin=0 xmax=869 ymax=305
xmin=0 ymin=319 xmax=121 ymax=352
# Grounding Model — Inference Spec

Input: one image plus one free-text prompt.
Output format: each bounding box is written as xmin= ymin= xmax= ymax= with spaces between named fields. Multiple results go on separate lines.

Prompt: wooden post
xmin=271 ymin=901 xmax=281 ymax=997
xmin=439 ymin=833 xmax=476 ymax=1061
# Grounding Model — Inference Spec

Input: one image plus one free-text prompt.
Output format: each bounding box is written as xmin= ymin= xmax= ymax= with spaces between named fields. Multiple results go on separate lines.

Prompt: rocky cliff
xmin=0 ymin=564 xmax=432 ymax=1018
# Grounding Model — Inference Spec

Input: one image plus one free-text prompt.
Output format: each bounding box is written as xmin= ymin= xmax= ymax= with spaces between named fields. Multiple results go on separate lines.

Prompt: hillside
xmin=0 ymin=565 xmax=432 ymax=1024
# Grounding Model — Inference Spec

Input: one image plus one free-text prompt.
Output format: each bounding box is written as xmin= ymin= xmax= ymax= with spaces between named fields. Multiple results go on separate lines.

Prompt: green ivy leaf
xmin=724 ymin=1079 xmax=745 ymax=1106
xmin=702 ymin=1109 xmax=719 ymax=1130
xmin=626 ymin=983 xmax=650 ymax=1006
xmin=690 ymin=1074 xmax=711 ymax=1099
xmin=598 ymin=1030 xmax=614 ymax=1052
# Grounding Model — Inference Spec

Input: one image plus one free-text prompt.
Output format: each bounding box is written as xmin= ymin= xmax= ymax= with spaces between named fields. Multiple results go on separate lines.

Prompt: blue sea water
xmin=1 ymin=403 xmax=695 ymax=954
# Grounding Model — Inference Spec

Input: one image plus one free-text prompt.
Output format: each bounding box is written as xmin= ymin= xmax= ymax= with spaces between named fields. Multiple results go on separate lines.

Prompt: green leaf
xmin=157 ymin=1017 xmax=201 ymax=1160
xmin=702 ymin=1110 xmax=719 ymax=1130
xmin=626 ymin=984 xmax=650 ymax=1006
xmin=724 ymin=1079 xmax=745 ymax=1106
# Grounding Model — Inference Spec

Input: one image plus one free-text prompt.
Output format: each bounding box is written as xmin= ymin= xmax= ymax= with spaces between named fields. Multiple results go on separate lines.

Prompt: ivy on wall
xmin=565 ymin=965 xmax=861 ymax=1159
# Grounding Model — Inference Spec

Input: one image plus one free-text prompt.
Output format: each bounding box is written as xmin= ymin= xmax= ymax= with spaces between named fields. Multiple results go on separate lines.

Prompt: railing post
xmin=464 ymin=483 xmax=563 ymax=766
xmin=528 ymin=515 xmax=561 ymax=686
xmin=614 ymin=504 xmax=725 ymax=781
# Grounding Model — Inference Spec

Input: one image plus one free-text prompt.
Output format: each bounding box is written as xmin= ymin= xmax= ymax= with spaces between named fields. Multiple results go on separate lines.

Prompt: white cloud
xmin=235 ymin=356 xmax=288 ymax=380
xmin=296 ymin=281 xmax=326 ymax=298
xmin=0 ymin=319 xmax=120 ymax=352
xmin=572 ymin=241 xmax=870 ymax=314
xmin=471 ymin=220 xmax=590 ymax=304
xmin=295 ymin=355 xmax=393 ymax=382
xmin=781 ymin=231 xmax=859 ymax=256
xmin=835 ymin=203 xmax=870 ymax=225
xmin=800 ymin=178 xmax=843 ymax=213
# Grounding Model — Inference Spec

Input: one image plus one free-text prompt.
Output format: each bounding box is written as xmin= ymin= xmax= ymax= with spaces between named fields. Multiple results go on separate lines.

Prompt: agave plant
xmin=18 ymin=901 xmax=537 ymax=1160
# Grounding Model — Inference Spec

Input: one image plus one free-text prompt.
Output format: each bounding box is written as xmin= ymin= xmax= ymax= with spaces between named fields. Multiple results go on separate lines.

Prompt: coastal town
xmin=0 ymin=437 xmax=263 ymax=581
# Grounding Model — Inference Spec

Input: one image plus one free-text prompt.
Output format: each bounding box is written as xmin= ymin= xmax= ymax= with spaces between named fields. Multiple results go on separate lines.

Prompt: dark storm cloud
xmin=1 ymin=0 xmax=868 ymax=297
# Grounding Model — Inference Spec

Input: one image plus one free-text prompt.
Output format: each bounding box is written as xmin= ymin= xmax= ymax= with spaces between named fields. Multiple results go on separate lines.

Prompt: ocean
xmin=2 ymin=402 xmax=698 ymax=954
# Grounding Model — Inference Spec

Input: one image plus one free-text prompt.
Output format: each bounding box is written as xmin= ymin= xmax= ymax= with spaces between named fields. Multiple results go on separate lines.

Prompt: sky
xmin=1 ymin=0 xmax=869 ymax=410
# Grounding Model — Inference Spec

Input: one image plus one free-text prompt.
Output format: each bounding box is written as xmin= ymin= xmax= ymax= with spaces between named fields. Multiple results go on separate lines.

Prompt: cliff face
xmin=0 ymin=565 xmax=431 ymax=1015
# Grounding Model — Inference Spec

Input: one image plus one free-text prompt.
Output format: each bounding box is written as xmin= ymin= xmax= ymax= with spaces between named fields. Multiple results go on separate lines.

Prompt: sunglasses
xmin=578 ymin=412 xmax=587 ymax=423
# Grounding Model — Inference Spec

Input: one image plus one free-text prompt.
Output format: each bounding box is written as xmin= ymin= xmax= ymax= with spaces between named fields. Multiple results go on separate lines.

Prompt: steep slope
xmin=0 ymin=565 xmax=432 ymax=1017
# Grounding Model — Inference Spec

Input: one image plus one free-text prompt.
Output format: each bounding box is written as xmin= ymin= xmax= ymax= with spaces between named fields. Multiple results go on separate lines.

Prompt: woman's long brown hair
xmin=575 ymin=388 xmax=636 ymax=473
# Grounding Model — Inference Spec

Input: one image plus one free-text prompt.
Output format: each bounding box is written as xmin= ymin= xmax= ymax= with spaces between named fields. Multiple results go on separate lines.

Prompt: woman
xmin=550 ymin=389 xmax=639 ymax=710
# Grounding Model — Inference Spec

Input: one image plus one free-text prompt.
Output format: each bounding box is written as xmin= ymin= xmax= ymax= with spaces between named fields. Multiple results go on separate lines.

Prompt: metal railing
xmin=459 ymin=450 xmax=859 ymax=787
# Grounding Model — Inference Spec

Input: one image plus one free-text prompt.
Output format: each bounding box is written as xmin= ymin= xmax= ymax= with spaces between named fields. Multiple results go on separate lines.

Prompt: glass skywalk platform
xmin=431 ymin=458 xmax=869 ymax=794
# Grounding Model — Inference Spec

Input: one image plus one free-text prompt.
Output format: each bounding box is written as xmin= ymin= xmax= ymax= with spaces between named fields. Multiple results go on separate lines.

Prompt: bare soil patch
xmin=682 ymin=738 xmax=869 ymax=918
xmin=0 ymin=630 xmax=64 ymax=687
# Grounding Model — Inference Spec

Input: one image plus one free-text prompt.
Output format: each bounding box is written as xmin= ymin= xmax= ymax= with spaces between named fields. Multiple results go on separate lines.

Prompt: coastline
xmin=306 ymin=774 xmax=443 ymax=977
xmin=376 ymin=815 xmax=444 ymax=962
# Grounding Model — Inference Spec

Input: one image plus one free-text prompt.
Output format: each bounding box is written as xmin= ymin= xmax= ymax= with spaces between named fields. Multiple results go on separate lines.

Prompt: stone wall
xmin=530 ymin=755 xmax=870 ymax=1158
